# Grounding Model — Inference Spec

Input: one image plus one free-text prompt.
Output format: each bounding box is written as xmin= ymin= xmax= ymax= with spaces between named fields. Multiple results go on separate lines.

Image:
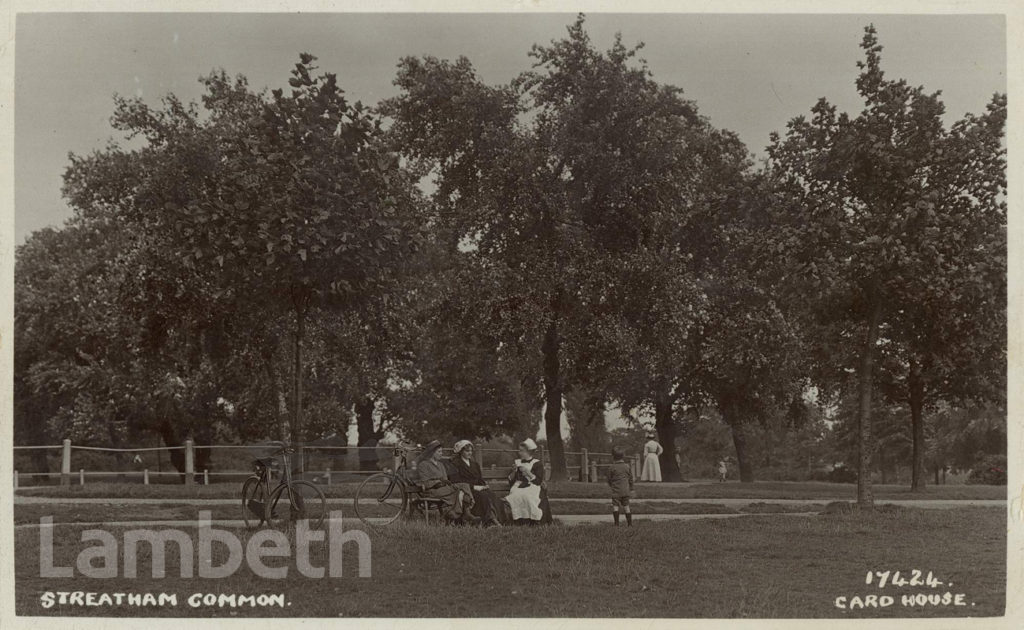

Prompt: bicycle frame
xmin=244 ymin=440 xmax=327 ymax=530
xmin=249 ymin=445 xmax=296 ymax=503
xmin=382 ymin=444 xmax=447 ymax=507
xmin=378 ymin=446 xmax=410 ymax=502
xmin=370 ymin=443 xmax=425 ymax=508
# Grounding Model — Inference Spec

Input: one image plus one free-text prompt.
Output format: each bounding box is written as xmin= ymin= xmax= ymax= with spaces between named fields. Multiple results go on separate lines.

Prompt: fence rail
xmin=12 ymin=439 xmax=642 ymax=489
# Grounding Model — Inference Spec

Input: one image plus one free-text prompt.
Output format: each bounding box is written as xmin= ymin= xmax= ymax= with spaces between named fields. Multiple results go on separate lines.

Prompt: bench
xmin=408 ymin=496 xmax=446 ymax=523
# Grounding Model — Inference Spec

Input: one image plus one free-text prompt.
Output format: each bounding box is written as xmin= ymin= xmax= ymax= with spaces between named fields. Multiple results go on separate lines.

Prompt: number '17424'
xmin=866 ymin=570 xmax=943 ymax=588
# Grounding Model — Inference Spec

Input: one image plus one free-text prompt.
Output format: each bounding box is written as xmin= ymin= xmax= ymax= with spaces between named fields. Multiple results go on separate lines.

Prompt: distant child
xmin=718 ymin=459 xmax=728 ymax=482
xmin=607 ymin=446 xmax=634 ymax=526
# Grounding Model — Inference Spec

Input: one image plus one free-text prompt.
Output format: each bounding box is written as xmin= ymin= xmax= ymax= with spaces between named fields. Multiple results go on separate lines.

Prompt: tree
xmin=565 ymin=388 xmax=610 ymax=455
xmin=383 ymin=243 xmax=543 ymax=445
xmin=594 ymin=167 xmax=802 ymax=483
xmin=69 ymin=56 xmax=421 ymax=445
xmin=697 ymin=282 xmax=804 ymax=482
xmin=382 ymin=15 xmax=753 ymax=479
xmin=928 ymin=401 xmax=1006 ymax=476
xmin=878 ymin=93 xmax=1006 ymax=491
xmin=14 ymin=224 xmax=123 ymax=464
xmin=58 ymin=107 xmax=281 ymax=466
xmin=378 ymin=19 xmax=594 ymax=479
xmin=766 ymin=25 xmax=1006 ymax=506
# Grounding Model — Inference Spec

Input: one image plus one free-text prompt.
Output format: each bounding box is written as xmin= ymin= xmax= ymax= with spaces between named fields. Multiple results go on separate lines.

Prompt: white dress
xmin=640 ymin=440 xmax=663 ymax=482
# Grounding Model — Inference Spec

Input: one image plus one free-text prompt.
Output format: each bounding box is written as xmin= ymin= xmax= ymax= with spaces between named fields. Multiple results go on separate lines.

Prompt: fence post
xmin=185 ymin=439 xmax=195 ymax=486
xmin=79 ymin=469 xmax=85 ymax=486
xmin=13 ymin=470 xmax=18 ymax=489
xmin=61 ymin=438 xmax=71 ymax=487
xmin=590 ymin=460 xmax=598 ymax=483
xmin=143 ymin=469 xmax=149 ymax=485
xmin=580 ymin=449 xmax=589 ymax=482
xmin=474 ymin=442 xmax=483 ymax=468
xmin=203 ymin=469 xmax=209 ymax=485
xmin=325 ymin=467 xmax=331 ymax=485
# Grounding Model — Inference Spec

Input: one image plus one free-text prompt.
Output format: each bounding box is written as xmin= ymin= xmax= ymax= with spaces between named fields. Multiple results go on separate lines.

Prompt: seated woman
xmin=504 ymin=439 xmax=552 ymax=526
xmin=448 ymin=440 xmax=503 ymax=526
xmin=413 ymin=440 xmax=476 ymax=523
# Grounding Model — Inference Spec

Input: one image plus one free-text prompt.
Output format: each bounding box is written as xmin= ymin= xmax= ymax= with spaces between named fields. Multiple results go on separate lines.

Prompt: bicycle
xmin=241 ymin=441 xmax=327 ymax=530
xmin=353 ymin=442 xmax=446 ymax=527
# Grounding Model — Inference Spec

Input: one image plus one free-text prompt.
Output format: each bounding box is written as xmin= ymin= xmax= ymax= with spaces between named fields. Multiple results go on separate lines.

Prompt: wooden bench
xmin=408 ymin=496 xmax=446 ymax=523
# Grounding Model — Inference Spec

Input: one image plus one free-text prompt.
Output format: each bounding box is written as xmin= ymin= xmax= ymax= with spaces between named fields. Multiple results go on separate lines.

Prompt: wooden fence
xmin=12 ymin=440 xmax=641 ymax=488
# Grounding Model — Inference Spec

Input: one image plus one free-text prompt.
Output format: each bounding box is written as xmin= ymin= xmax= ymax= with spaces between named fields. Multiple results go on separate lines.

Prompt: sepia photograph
xmin=3 ymin=3 xmax=1017 ymax=624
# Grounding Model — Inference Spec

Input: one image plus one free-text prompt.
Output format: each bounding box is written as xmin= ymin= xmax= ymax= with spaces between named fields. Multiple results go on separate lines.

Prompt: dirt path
xmin=13 ymin=495 xmax=1005 ymax=508
xmin=14 ymin=512 xmax=822 ymax=530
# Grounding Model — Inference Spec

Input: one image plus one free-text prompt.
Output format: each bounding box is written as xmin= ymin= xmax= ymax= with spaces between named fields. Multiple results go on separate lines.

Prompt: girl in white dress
xmin=640 ymin=433 xmax=663 ymax=482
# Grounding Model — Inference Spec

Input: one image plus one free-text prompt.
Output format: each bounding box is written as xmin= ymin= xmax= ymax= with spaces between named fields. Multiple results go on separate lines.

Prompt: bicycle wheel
xmin=267 ymin=480 xmax=327 ymax=530
xmin=241 ymin=476 xmax=268 ymax=529
xmin=354 ymin=472 xmax=407 ymax=527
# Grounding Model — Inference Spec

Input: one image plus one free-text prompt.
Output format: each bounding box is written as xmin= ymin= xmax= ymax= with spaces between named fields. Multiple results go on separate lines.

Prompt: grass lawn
xmin=15 ymin=480 xmax=1006 ymax=501
xmin=14 ymin=507 xmax=1005 ymax=618
xmin=14 ymin=500 xmax=829 ymax=525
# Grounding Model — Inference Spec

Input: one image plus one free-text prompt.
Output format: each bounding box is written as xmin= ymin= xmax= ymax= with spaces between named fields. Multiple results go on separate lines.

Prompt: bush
xmin=809 ymin=469 xmax=833 ymax=482
xmin=826 ymin=465 xmax=857 ymax=484
xmin=966 ymin=455 xmax=1007 ymax=485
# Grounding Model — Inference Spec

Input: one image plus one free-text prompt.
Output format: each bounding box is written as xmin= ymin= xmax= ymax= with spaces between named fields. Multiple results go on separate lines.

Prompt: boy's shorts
xmin=611 ymin=495 xmax=630 ymax=508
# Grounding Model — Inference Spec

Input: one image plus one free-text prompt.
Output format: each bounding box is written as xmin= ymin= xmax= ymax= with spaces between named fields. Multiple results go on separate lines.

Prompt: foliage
xmin=966 ymin=455 xmax=1007 ymax=486
xmin=17 ymin=56 xmax=423 ymax=469
xmin=14 ymin=18 xmax=1006 ymax=490
xmin=765 ymin=24 xmax=1006 ymax=503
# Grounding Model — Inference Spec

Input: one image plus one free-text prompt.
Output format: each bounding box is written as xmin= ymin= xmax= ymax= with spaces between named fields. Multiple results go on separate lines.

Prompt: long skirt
xmin=640 ymin=453 xmax=662 ymax=482
xmin=470 ymin=487 xmax=502 ymax=524
xmin=424 ymin=482 xmax=475 ymax=521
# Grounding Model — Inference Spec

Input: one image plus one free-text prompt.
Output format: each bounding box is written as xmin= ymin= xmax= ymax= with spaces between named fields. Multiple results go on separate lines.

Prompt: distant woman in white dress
xmin=640 ymin=433 xmax=663 ymax=482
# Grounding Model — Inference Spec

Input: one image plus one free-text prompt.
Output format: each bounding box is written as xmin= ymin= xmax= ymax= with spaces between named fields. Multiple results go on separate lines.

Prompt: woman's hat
xmin=453 ymin=439 xmax=473 ymax=454
xmin=419 ymin=440 xmax=443 ymax=460
xmin=520 ymin=438 xmax=537 ymax=451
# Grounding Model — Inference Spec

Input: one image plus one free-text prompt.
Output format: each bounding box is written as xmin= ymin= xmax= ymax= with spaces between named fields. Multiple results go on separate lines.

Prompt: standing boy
xmin=607 ymin=446 xmax=634 ymax=526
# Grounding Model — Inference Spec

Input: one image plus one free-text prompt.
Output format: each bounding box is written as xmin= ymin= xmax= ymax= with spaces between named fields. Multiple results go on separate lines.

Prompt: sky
xmin=14 ymin=12 xmax=1006 ymax=245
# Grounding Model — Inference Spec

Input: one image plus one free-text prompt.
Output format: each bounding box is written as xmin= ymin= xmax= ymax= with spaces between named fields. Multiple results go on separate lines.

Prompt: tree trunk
xmin=654 ymin=384 xmax=681 ymax=481
xmin=355 ymin=396 xmax=380 ymax=472
xmin=292 ymin=303 xmax=306 ymax=445
xmin=261 ymin=345 xmax=288 ymax=442
xmin=17 ymin=399 xmax=51 ymax=472
xmin=31 ymin=446 xmax=49 ymax=474
xmin=157 ymin=419 xmax=186 ymax=479
xmin=855 ymin=297 xmax=882 ymax=508
xmin=721 ymin=398 xmax=754 ymax=482
xmin=730 ymin=421 xmax=754 ymax=483
xmin=566 ymin=390 xmax=607 ymax=453
xmin=908 ymin=356 xmax=926 ymax=492
xmin=541 ymin=307 xmax=568 ymax=481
